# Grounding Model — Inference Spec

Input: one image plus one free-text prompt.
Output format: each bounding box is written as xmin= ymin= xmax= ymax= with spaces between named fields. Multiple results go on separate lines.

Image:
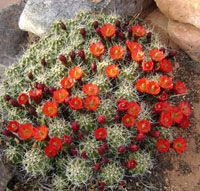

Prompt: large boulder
xmin=19 ymin=0 xmax=153 ymax=36
xmin=154 ymin=0 xmax=200 ymax=29
xmin=168 ymin=20 xmax=200 ymax=62
xmin=145 ymin=9 xmax=178 ymax=48
xmin=0 ymin=1 xmax=27 ymax=66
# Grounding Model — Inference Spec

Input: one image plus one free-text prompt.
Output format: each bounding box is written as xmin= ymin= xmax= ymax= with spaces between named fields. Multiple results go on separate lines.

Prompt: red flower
xmin=157 ymin=91 xmax=169 ymax=101
xmin=94 ymin=128 xmax=107 ymax=140
xmin=69 ymin=66 xmax=83 ymax=80
xmin=105 ymin=64 xmax=120 ymax=78
xmin=29 ymin=88 xmax=43 ymax=100
xmin=6 ymin=120 xmax=20 ymax=132
xmin=53 ymin=88 xmax=69 ymax=103
xmin=118 ymin=99 xmax=129 ymax=111
xmin=44 ymin=145 xmax=58 ymax=158
xmin=178 ymin=116 xmax=190 ymax=129
xmin=154 ymin=102 xmax=165 ymax=113
xmin=131 ymin=49 xmax=145 ymax=62
xmin=146 ymin=81 xmax=160 ymax=95
xmin=18 ymin=123 xmax=34 ymax=140
xmin=122 ymin=114 xmax=135 ymax=128
xmin=60 ymin=77 xmax=74 ymax=89
xmin=142 ymin=61 xmax=154 ymax=72
xmin=34 ymin=125 xmax=48 ymax=141
xmin=42 ymin=101 xmax=58 ymax=117
xmin=178 ymin=101 xmax=192 ymax=117
xmin=159 ymin=75 xmax=173 ymax=90
xmin=69 ymin=97 xmax=83 ymax=110
xmin=156 ymin=139 xmax=170 ymax=153
xmin=48 ymin=136 xmax=63 ymax=151
xmin=174 ymin=81 xmax=187 ymax=94
xmin=126 ymin=40 xmax=142 ymax=52
xmin=136 ymin=120 xmax=151 ymax=134
xmin=149 ymin=49 xmax=165 ymax=62
xmin=89 ymin=42 xmax=105 ymax=58
xmin=100 ymin=23 xmax=116 ymax=38
xmin=159 ymin=59 xmax=173 ymax=73
xmin=127 ymin=160 xmax=137 ymax=170
xmin=131 ymin=25 xmax=146 ymax=37
xmin=84 ymin=96 xmax=100 ymax=111
xmin=159 ymin=111 xmax=173 ymax=128
xmin=109 ymin=45 xmax=125 ymax=60
xmin=18 ymin=93 xmax=29 ymax=105
xmin=82 ymin=83 xmax=99 ymax=96
xmin=127 ymin=102 xmax=141 ymax=117
xmin=173 ymin=137 xmax=187 ymax=154
xmin=135 ymin=78 xmax=149 ymax=93
xmin=171 ymin=107 xmax=183 ymax=123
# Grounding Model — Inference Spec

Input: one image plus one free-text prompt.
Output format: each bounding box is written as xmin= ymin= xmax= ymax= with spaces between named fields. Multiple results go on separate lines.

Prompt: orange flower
xmin=42 ymin=101 xmax=58 ymax=118
xmin=89 ymin=42 xmax=105 ymax=58
xmin=173 ymin=137 xmax=186 ymax=154
xmin=82 ymin=83 xmax=99 ymax=96
xmin=127 ymin=102 xmax=141 ymax=117
xmin=18 ymin=93 xmax=29 ymax=105
xmin=34 ymin=125 xmax=49 ymax=141
xmin=84 ymin=96 xmax=100 ymax=111
xmin=100 ymin=23 xmax=116 ymax=38
xmin=109 ymin=45 xmax=125 ymax=60
xmin=136 ymin=120 xmax=151 ymax=134
xmin=131 ymin=25 xmax=146 ymax=37
xmin=29 ymin=88 xmax=43 ymax=99
xmin=159 ymin=75 xmax=173 ymax=90
xmin=60 ymin=77 xmax=74 ymax=89
xmin=142 ymin=61 xmax=154 ymax=72
xmin=146 ymin=81 xmax=160 ymax=95
xmin=135 ymin=78 xmax=149 ymax=93
xmin=105 ymin=64 xmax=120 ymax=78
xmin=18 ymin=123 xmax=34 ymax=140
xmin=174 ymin=81 xmax=187 ymax=94
xmin=6 ymin=120 xmax=20 ymax=132
xmin=159 ymin=59 xmax=173 ymax=73
xmin=149 ymin=49 xmax=165 ymax=62
xmin=53 ymin=88 xmax=69 ymax=103
xmin=122 ymin=114 xmax=135 ymax=128
xmin=69 ymin=97 xmax=83 ymax=110
xmin=69 ymin=66 xmax=83 ymax=80
xmin=131 ymin=49 xmax=145 ymax=62
xmin=126 ymin=40 xmax=142 ymax=52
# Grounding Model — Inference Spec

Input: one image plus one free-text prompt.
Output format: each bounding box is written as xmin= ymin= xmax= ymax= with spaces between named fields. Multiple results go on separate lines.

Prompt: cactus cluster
xmin=0 ymin=11 xmax=191 ymax=190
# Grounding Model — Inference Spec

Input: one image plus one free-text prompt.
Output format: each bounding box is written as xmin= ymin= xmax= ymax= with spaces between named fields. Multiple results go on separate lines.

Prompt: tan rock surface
xmin=168 ymin=20 xmax=200 ymax=62
xmin=145 ymin=9 xmax=178 ymax=48
xmin=154 ymin=0 xmax=200 ymax=29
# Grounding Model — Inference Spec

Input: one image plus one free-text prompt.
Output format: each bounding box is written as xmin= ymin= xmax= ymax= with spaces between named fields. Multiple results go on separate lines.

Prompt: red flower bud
xmin=102 ymin=157 xmax=109 ymax=164
xmin=63 ymin=134 xmax=72 ymax=144
xmin=150 ymin=131 xmax=161 ymax=138
xmin=93 ymin=163 xmax=101 ymax=171
xmin=135 ymin=133 xmax=145 ymax=141
xmin=69 ymin=51 xmax=76 ymax=61
xmin=4 ymin=95 xmax=11 ymax=102
xmin=70 ymin=147 xmax=78 ymax=156
xmin=93 ymin=21 xmax=99 ymax=29
xmin=97 ymin=115 xmax=106 ymax=124
xmin=91 ymin=62 xmax=97 ymax=73
xmin=81 ymin=151 xmax=87 ymax=159
xmin=58 ymin=54 xmax=67 ymax=66
xmin=129 ymin=144 xmax=139 ymax=152
xmin=40 ymin=58 xmax=47 ymax=66
xmin=80 ymin=28 xmax=86 ymax=38
xmin=70 ymin=121 xmax=80 ymax=133
xmin=117 ymin=145 xmax=126 ymax=154
xmin=115 ymin=20 xmax=121 ymax=28
xmin=77 ymin=49 xmax=86 ymax=61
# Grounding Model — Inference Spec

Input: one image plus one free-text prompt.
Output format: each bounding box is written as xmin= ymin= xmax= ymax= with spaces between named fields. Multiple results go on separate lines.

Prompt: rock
xmin=0 ymin=1 xmax=27 ymax=66
xmin=145 ymin=9 xmax=178 ymax=48
xmin=168 ymin=20 xmax=200 ymax=62
xmin=0 ymin=161 xmax=12 ymax=190
xmin=154 ymin=0 xmax=200 ymax=29
xmin=19 ymin=0 xmax=153 ymax=36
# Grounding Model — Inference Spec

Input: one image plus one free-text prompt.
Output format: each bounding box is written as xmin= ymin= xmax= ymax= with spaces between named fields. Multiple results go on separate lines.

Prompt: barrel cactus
xmin=0 ymin=12 xmax=191 ymax=190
